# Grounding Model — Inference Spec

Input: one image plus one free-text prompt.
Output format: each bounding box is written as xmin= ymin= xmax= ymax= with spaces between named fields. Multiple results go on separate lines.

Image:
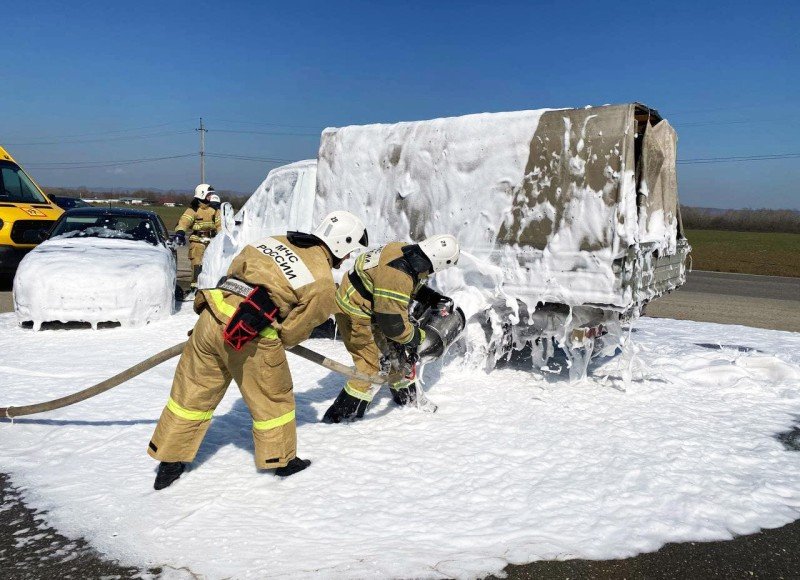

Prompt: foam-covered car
xmin=14 ymin=207 xmax=177 ymax=329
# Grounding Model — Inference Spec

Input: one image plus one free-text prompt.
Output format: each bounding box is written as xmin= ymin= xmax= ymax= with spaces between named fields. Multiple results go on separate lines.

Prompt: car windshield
xmin=56 ymin=197 xmax=90 ymax=209
xmin=50 ymin=215 xmax=161 ymax=245
xmin=0 ymin=160 xmax=48 ymax=204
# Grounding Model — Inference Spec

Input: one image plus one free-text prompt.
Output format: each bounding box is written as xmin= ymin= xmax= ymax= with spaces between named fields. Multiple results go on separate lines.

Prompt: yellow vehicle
xmin=0 ymin=145 xmax=63 ymax=273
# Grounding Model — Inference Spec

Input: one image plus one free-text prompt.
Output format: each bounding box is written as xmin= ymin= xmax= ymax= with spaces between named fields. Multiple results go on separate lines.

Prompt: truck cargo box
xmin=201 ymin=104 xmax=690 ymax=376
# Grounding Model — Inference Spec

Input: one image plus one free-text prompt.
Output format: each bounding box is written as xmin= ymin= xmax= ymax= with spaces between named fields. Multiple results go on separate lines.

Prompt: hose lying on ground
xmin=0 ymin=342 xmax=189 ymax=419
xmin=0 ymin=342 xmax=388 ymax=419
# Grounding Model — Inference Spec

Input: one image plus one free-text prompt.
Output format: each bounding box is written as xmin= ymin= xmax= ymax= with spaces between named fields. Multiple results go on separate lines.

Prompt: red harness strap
xmin=222 ymin=285 xmax=281 ymax=350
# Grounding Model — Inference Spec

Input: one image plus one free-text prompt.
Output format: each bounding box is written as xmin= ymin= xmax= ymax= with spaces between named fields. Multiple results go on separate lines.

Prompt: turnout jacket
xmin=176 ymin=204 xmax=222 ymax=243
xmin=197 ymin=235 xmax=336 ymax=348
xmin=335 ymin=242 xmax=428 ymax=344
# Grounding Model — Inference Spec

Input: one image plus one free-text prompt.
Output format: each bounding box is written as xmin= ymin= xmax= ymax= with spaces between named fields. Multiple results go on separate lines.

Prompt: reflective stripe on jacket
xmin=335 ymin=242 xmax=425 ymax=344
xmin=197 ymin=235 xmax=336 ymax=348
xmin=176 ymin=205 xmax=221 ymax=243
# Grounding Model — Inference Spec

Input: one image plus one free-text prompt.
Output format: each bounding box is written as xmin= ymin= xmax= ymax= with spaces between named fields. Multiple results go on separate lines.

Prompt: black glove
xmin=407 ymin=326 xmax=425 ymax=350
xmin=173 ymin=231 xmax=186 ymax=246
xmin=415 ymin=285 xmax=452 ymax=311
xmin=385 ymin=335 xmax=421 ymax=378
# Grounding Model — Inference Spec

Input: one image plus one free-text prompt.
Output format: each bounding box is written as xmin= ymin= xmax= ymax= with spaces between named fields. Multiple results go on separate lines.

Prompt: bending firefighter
xmin=148 ymin=211 xmax=368 ymax=489
xmin=174 ymin=184 xmax=223 ymax=293
xmin=323 ymin=234 xmax=460 ymax=423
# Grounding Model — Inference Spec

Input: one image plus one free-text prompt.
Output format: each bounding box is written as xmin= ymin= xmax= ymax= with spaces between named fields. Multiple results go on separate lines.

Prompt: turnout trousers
xmin=148 ymin=308 xmax=297 ymax=469
xmin=335 ymin=312 xmax=411 ymax=403
xmin=188 ymin=240 xmax=210 ymax=288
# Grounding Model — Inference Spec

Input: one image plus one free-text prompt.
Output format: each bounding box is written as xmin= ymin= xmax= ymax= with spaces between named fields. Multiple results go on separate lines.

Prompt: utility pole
xmin=196 ymin=117 xmax=207 ymax=183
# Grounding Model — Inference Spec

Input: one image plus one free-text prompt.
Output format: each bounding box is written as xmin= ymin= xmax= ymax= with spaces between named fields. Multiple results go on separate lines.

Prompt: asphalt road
xmin=1 ymin=266 xmax=799 ymax=578
xmin=644 ymin=271 xmax=800 ymax=333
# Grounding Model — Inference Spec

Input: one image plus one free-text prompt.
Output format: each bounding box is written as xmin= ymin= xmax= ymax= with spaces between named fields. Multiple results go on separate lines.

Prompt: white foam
xmin=199 ymin=160 xmax=317 ymax=288
xmin=201 ymin=108 xmax=685 ymax=373
xmin=13 ymin=237 xmax=176 ymax=329
xmin=1 ymin=313 xmax=799 ymax=578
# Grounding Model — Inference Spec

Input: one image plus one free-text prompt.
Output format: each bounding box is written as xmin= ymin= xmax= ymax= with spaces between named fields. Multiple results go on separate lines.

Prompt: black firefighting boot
xmin=322 ymin=388 xmax=370 ymax=423
xmin=274 ymin=457 xmax=312 ymax=477
xmin=154 ymin=461 xmax=185 ymax=490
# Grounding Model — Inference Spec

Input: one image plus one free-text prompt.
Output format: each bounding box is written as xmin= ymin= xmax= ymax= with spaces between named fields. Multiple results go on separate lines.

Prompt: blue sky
xmin=1 ymin=0 xmax=798 ymax=208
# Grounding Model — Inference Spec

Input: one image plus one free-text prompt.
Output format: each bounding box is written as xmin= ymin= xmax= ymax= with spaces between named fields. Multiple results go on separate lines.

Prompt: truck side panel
xmin=315 ymin=105 xmax=645 ymax=310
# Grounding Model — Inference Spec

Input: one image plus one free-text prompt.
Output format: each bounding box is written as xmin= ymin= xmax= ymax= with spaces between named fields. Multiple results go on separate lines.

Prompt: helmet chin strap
xmin=331 ymin=253 xmax=345 ymax=268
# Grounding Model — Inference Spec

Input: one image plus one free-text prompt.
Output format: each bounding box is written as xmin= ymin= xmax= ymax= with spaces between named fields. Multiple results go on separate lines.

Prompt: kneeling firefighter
xmin=148 ymin=211 xmax=368 ymax=489
xmin=174 ymin=184 xmax=223 ymax=293
xmin=323 ymin=234 xmax=461 ymax=423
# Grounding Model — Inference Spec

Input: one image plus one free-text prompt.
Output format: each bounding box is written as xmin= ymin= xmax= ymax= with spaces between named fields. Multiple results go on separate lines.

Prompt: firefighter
xmin=208 ymin=193 xmax=222 ymax=211
xmin=174 ymin=184 xmax=223 ymax=294
xmin=322 ymin=234 xmax=460 ymax=423
xmin=148 ymin=211 xmax=369 ymax=490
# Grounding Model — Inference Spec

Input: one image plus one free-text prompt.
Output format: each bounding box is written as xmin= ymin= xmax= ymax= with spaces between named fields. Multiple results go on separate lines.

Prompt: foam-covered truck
xmin=201 ymin=103 xmax=690 ymax=377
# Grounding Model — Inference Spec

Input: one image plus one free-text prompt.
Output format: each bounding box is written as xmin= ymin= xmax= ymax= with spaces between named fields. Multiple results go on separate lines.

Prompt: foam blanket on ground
xmin=13 ymin=237 xmax=176 ymax=329
xmin=1 ymin=312 xmax=800 ymax=578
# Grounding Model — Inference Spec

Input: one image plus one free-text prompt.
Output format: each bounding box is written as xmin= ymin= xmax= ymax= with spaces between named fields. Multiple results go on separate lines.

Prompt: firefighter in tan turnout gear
xmin=174 ymin=184 xmax=223 ymax=293
xmin=148 ymin=211 xmax=368 ymax=490
xmin=323 ymin=234 xmax=460 ymax=423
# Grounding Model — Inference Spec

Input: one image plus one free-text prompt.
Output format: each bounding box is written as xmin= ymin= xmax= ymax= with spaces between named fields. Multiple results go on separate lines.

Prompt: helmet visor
xmin=358 ymin=230 xmax=368 ymax=247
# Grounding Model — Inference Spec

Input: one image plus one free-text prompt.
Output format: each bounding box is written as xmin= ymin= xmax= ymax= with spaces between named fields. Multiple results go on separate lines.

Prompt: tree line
xmin=680 ymin=206 xmax=800 ymax=234
xmin=43 ymin=187 xmax=248 ymax=211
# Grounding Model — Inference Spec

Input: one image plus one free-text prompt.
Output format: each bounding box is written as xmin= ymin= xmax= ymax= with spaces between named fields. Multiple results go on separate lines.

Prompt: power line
xmin=6 ymin=130 xmax=195 ymax=146
xmin=667 ymin=100 xmax=798 ymax=117
xmin=678 ymin=153 xmax=800 ymax=165
xmin=2 ymin=121 xmax=191 ymax=143
xmin=673 ymin=117 xmax=799 ymax=128
xmin=211 ymin=129 xmax=320 ymax=137
xmin=212 ymin=118 xmax=323 ymax=130
xmin=24 ymin=154 xmax=196 ymax=170
xmin=6 ymin=119 xmax=196 ymax=141
xmin=205 ymin=153 xmax=296 ymax=163
xmin=22 ymin=151 xmax=292 ymax=170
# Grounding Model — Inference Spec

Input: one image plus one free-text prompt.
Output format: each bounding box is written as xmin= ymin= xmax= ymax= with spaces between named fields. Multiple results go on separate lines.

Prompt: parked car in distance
xmin=0 ymin=145 xmax=63 ymax=274
xmin=13 ymin=207 xmax=178 ymax=329
xmin=50 ymin=195 xmax=92 ymax=211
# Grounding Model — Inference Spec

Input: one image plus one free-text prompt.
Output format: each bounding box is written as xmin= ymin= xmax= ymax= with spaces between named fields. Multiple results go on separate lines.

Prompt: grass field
xmin=684 ymin=230 xmax=800 ymax=278
xmin=107 ymin=204 xmax=185 ymax=228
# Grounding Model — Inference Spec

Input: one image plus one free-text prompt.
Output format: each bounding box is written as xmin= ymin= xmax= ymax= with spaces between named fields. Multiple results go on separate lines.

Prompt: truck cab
xmin=0 ymin=145 xmax=63 ymax=273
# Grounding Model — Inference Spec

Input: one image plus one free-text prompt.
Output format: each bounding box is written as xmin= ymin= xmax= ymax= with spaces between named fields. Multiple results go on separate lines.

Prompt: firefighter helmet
xmin=312 ymin=211 xmax=368 ymax=259
xmin=418 ymin=234 xmax=460 ymax=272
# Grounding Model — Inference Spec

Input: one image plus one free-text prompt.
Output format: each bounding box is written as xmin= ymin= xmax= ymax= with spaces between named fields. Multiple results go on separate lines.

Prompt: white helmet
xmin=312 ymin=211 xmax=368 ymax=259
xmin=194 ymin=183 xmax=215 ymax=200
xmin=208 ymin=194 xmax=221 ymax=204
xmin=419 ymin=234 xmax=460 ymax=272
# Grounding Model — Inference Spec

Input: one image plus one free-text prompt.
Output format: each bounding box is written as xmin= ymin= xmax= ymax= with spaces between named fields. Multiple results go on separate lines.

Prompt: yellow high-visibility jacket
xmin=197 ymin=235 xmax=336 ymax=348
xmin=176 ymin=204 xmax=221 ymax=243
xmin=335 ymin=242 xmax=428 ymax=345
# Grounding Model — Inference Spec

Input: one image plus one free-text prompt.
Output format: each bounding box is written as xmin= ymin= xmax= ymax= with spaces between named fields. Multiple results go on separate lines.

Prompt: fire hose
xmin=0 ymin=343 xmax=389 ymax=419
xmin=0 ymin=304 xmax=466 ymax=419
